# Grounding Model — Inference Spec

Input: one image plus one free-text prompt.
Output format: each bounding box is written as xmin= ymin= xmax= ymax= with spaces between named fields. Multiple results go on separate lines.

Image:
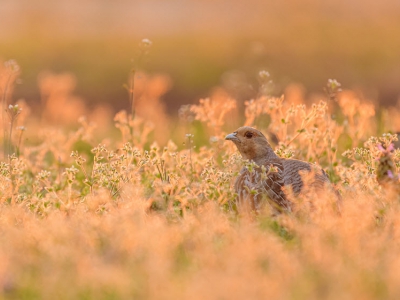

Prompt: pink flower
xmin=377 ymin=143 xmax=395 ymax=154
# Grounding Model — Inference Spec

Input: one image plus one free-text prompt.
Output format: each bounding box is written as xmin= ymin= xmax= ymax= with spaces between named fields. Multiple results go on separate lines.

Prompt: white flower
xmin=258 ymin=70 xmax=270 ymax=80
xmin=141 ymin=38 xmax=152 ymax=47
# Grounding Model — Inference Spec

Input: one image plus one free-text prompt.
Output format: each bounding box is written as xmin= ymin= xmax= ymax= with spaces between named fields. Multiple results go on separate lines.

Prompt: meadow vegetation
xmin=0 ymin=59 xmax=400 ymax=299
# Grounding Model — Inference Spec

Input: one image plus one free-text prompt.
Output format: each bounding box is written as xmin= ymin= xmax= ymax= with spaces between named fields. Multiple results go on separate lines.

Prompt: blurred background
xmin=1 ymin=0 xmax=400 ymax=116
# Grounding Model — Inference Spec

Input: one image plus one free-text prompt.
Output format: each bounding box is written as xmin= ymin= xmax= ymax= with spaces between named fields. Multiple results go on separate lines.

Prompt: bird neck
xmin=252 ymin=147 xmax=279 ymax=165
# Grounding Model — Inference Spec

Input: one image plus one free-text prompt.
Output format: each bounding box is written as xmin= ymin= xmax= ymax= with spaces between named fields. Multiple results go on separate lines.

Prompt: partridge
xmin=225 ymin=126 xmax=329 ymax=212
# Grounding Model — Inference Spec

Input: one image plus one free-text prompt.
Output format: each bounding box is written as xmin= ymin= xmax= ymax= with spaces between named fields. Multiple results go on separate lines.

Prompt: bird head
xmin=225 ymin=126 xmax=277 ymax=162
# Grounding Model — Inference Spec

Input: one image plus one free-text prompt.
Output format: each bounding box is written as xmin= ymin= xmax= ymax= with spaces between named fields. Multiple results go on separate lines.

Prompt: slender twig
xmin=16 ymin=127 xmax=25 ymax=158
xmin=2 ymin=74 xmax=12 ymax=158
xmin=127 ymin=39 xmax=152 ymax=144
xmin=5 ymin=105 xmax=21 ymax=156
xmin=185 ymin=134 xmax=194 ymax=180
xmin=285 ymin=113 xmax=314 ymax=147
xmin=8 ymin=117 xmax=14 ymax=155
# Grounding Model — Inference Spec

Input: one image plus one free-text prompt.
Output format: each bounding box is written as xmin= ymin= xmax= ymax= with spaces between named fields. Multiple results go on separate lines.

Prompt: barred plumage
xmin=226 ymin=126 xmax=330 ymax=212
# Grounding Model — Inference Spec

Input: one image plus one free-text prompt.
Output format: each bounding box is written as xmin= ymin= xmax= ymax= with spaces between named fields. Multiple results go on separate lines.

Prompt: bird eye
xmin=244 ymin=132 xmax=253 ymax=138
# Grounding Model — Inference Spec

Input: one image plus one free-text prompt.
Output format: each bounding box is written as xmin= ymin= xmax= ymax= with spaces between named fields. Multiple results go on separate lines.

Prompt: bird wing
xmin=282 ymin=159 xmax=330 ymax=194
xmin=234 ymin=161 xmax=291 ymax=212
xmin=234 ymin=168 xmax=257 ymax=212
xmin=259 ymin=161 xmax=291 ymax=211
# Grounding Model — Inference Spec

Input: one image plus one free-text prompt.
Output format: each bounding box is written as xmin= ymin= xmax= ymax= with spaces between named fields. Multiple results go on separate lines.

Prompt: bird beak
xmin=225 ymin=132 xmax=239 ymax=142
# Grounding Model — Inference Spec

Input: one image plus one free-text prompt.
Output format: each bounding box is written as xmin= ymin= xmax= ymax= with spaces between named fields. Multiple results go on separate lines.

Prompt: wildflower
xmin=258 ymin=70 xmax=270 ymax=80
xmin=325 ymin=79 xmax=342 ymax=102
xmin=378 ymin=143 xmax=395 ymax=154
xmin=140 ymin=38 xmax=152 ymax=48
xmin=327 ymin=79 xmax=341 ymax=91
xmin=4 ymin=59 xmax=20 ymax=72
xmin=376 ymin=143 xmax=397 ymax=185
xmin=178 ymin=105 xmax=195 ymax=123
xmin=7 ymin=104 xmax=22 ymax=118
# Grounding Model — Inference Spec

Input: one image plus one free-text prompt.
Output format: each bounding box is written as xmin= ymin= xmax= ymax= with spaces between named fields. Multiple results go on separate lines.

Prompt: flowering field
xmin=1 ymin=60 xmax=400 ymax=300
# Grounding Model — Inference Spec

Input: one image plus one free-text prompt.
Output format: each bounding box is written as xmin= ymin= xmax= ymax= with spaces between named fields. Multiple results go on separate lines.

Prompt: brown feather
xmin=226 ymin=126 xmax=330 ymax=213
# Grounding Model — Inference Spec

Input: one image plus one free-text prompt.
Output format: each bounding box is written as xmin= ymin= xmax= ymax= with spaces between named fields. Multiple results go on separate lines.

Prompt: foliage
xmin=0 ymin=62 xmax=400 ymax=299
